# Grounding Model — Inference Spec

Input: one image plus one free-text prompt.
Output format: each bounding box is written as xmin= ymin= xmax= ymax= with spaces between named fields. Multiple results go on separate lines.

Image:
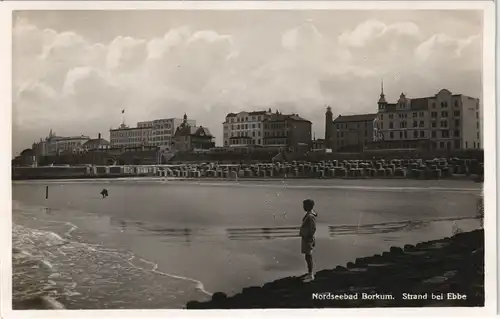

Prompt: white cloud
xmin=12 ymin=14 xmax=482 ymax=155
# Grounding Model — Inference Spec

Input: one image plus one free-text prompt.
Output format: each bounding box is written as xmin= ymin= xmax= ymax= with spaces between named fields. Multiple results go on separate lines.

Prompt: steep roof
xmin=226 ymin=110 xmax=269 ymax=117
xmin=409 ymin=98 xmax=429 ymax=110
xmin=174 ymin=125 xmax=213 ymax=138
xmin=83 ymin=138 xmax=110 ymax=147
xmin=333 ymin=113 xmax=378 ymax=123
xmin=264 ymin=114 xmax=311 ymax=123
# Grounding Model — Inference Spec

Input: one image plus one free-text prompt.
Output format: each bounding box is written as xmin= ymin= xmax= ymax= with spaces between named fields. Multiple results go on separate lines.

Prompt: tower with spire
xmin=378 ymin=79 xmax=387 ymax=111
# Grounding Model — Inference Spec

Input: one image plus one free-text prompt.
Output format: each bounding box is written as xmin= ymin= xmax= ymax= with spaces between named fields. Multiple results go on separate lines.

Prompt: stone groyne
xmin=187 ymin=229 xmax=484 ymax=309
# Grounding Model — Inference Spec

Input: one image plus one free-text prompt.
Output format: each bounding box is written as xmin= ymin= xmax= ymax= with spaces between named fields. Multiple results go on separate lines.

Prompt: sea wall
xmin=187 ymin=229 xmax=484 ymax=308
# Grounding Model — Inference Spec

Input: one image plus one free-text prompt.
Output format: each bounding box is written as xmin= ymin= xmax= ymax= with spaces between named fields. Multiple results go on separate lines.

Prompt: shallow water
xmin=12 ymin=178 xmax=482 ymax=309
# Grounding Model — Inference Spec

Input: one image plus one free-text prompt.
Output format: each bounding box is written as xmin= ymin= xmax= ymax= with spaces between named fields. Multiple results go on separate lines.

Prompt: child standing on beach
xmin=299 ymin=199 xmax=317 ymax=282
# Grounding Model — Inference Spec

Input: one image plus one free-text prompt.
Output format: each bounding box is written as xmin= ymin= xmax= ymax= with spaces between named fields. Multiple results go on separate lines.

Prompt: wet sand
xmin=12 ymin=179 xmax=482 ymax=309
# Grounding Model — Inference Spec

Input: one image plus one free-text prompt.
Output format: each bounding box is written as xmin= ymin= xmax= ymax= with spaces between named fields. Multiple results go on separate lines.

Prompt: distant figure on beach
xmin=299 ymin=199 xmax=317 ymax=282
xmin=100 ymin=188 xmax=109 ymax=198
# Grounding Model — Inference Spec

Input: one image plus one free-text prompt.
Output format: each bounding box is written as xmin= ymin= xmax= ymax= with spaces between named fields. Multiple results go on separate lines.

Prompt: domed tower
xmin=377 ymin=79 xmax=387 ymax=111
xmin=325 ymin=106 xmax=333 ymax=149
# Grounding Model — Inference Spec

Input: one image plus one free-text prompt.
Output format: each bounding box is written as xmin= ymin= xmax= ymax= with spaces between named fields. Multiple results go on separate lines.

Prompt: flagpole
xmin=121 ymin=109 xmax=125 ymax=126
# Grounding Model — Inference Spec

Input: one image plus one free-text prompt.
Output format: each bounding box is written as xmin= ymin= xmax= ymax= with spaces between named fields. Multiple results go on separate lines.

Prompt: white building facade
xmin=110 ymin=117 xmax=195 ymax=150
xmin=376 ymin=89 xmax=481 ymax=150
xmin=222 ymin=109 xmax=273 ymax=147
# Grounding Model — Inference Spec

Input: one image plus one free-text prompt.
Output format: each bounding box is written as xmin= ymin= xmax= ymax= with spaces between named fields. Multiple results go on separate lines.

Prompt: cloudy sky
xmin=12 ymin=9 xmax=482 ymax=155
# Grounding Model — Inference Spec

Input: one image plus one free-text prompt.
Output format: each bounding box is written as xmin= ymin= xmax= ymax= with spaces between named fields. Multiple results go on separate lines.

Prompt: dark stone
xmin=211 ymin=292 xmax=227 ymax=303
xmin=390 ymin=246 xmax=404 ymax=255
xmin=364 ymin=254 xmax=384 ymax=263
xmin=241 ymin=286 xmax=262 ymax=296
xmin=186 ymin=300 xmax=202 ymax=309
xmin=315 ymin=269 xmax=332 ymax=278
xmin=404 ymin=244 xmax=416 ymax=251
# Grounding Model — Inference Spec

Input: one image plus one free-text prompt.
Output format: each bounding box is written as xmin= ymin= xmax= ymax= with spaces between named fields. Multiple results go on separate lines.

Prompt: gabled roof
xmin=83 ymin=138 xmax=110 ymax=146
xmin=226 ymin=110 xmax=269 ymax=118
xmin=409 ymin=98 xmax=429 ymax=111
xmin=264 ymin=114 xmax=311 ymax=123
xmin=333 ymin=113 xmax=377 ymax=123
xmin=174 ymin=125 xmax=213 ymax=138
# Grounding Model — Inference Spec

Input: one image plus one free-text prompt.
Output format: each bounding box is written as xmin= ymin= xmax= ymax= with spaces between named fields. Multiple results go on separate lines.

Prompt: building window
xmin=420 ymin=131 xmax=425 ymax=138
xmin=389 ymin=114 xmax=394 ymax=119
xmin=399 ymin=131 xmax=403 ymax=139
xmin=380 ymin=115 xmax=384 ymax=120
xmin=390 ymin=132 xmax=394 ymax=139
xmin=454 ymin=100 xmax=459 ymax=107
xmin=465 ymin=141 xmax=468 ymax=148
xmin=476 ymin=112 xmax=479 ymax=119
xmin=442 ymin=130 xmax=450 ymax=138
xmin=431 ymin=131 xmax=437 ymax=138
xmin=440 ymin=141 xmax=445 ymax=149
xmin=412 ymin=112 xmax=417 ymax=118
xmin=404 ymin=131 xmax=408 ymax=138
xmin=389 ymin=122 xmax=394 ymax=129
xmin=419 ymin=112 xmax=425 ymax=117
xmin=473 ymin=141 xmax=476 ymax=148
xmin=440 ymin=120 xmax=448 ymax=128
xmin=441 ymin=111 xmax=448 ymax=117
xmin=454 ymin=111 xmax=460 ymax=117
xmin=478 ymin=142 xmax=481 ymax=148
xmin=412 ymin=121 xmax=418 ymax=128
xmin=454 ymin=130 xmax=460 ymax=137
xmin=431 ymin=112 xmax=438 ymax=118
xmin=413 ymin=131 xmax=418 ymax=138
xmin=477 ymin=132 xmax=480 ymax=139
xmin=419 ymin=121 xmax=424 ymax=127
xmin=431 ymin=121 xmax=436 ymax=128
xmin=477 ymin=122 xmax=480 ymax=129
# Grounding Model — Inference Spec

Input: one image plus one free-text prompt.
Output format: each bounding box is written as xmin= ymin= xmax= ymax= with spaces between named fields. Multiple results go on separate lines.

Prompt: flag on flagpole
xmin=122 ymin=110 xmax=125 ymax=114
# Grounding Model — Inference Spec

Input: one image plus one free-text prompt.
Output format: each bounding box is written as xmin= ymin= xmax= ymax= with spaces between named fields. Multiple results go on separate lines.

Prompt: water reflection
xmin=227 ymin=226 xmax=300 ymax=241
xmin=110 ymin=216 xmax=479 ymax=244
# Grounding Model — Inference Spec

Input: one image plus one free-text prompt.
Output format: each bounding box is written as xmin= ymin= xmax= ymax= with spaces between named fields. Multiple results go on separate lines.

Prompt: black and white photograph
xmin=1 ymin=0 xmax=497 ymax=317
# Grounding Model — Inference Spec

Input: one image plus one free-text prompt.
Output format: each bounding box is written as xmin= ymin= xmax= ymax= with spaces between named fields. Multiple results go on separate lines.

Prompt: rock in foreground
xmin=187 ymin=230 xmax=484 ymax=308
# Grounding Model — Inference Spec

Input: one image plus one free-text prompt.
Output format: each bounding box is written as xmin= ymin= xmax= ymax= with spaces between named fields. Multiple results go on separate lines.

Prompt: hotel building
xmin=32 ymin=130 xmax=90 ymax=156
xmin=326 ymin=109 xmax=378 ymax=152
xmin=110 ymin=117 xmax=195 ymax=149
xmin=263 ymin=112 xmax=312 ymax=152
xmin=222 ymin=109 xmax=271 ymax=147
xmin=376 ymin=88 xmax=481 ymax=150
